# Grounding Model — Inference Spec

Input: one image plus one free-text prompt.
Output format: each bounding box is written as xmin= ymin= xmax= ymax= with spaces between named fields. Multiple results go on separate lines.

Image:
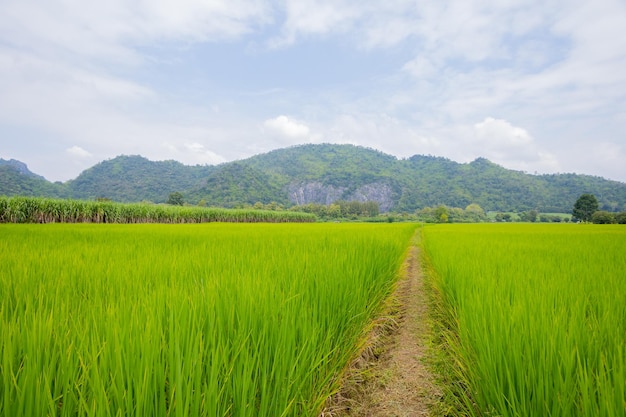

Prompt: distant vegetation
xmin=0 ymin=159 xmax=69 ymax=198
xmin=3 ymin=144 xmax=626 ymax=213
xmin=0 ymin=196 xmax=316 ymax=224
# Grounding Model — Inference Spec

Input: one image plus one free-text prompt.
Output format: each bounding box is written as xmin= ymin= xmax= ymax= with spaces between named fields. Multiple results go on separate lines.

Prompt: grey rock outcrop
xmin=348 ymin=182 xmax=394 ymax=212
xmin=288 ymin=182 xmax=346 ymax=206
xmin=288 ymin=181 xmax=394 ymax=212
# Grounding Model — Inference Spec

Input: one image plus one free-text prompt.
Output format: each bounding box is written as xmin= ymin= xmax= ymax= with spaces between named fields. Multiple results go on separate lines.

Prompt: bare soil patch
xmin=323 ymin=245 xmax=442 ymax=416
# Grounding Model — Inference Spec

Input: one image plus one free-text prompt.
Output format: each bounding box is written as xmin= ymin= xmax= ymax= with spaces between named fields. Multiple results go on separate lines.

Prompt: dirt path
xmin=325 ymin=245 xmax=442 ymax=416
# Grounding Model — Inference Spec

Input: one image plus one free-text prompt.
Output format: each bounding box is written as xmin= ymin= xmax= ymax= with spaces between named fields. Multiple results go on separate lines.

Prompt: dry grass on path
xmin=323 ymin=246 xmax=442 ymax=417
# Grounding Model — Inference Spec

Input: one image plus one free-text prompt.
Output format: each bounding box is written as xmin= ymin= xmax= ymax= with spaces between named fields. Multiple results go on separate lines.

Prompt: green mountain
xmin=192 ymin=163 xmax=287 ymax=207
xmin=66 ymin=155 xmax=212 ymax=203
xmin=2 ymin=144 xmax=626 ymax=213
xmin=0 ymin=159 xmax=69 ymax=198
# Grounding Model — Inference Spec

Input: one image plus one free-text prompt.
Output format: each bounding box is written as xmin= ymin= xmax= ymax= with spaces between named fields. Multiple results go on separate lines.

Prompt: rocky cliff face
xmin=288 ymin=182 xmax=345 ymax=206
xmin=349 ymin=182 xmax=394 ymax=212
xmin=288 ymin=181 xmax=395 ymax=212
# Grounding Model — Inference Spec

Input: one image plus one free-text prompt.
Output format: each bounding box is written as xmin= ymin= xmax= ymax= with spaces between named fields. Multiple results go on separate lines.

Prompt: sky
xmin=1 ymin=0 xmax=625 ymax=183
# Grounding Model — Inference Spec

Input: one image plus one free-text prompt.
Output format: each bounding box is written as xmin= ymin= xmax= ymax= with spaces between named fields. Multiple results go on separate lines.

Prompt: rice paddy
xmin=3 ymin=220 xmax=624 ymax=417
xmin=422 ymin=223 xmax=626 ymax=417
xmin=0 ymin=223 xmax=416 ymax=416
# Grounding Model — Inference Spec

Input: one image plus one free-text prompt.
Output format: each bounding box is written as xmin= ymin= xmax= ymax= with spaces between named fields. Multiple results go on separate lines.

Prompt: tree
xmin=434 ymin=205 xmax=449 ymax=223
xmin=495 ymin=212 xmax=512 ymax=222
xmin=572 ymin=193 xmax=598 ymax=222
xmin=167 ymin=192 xmax=184 ymax=206
xmin=519 ymin=210 xmax=538 ymax=222
xmin=591 ymin=211 xmax=615 ymax=224
xmin=465 ymin=203 xmax=487 ymax=222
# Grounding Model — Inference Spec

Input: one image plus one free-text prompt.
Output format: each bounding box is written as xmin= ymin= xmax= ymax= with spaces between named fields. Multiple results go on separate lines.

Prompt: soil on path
xmin=324 ymin=245 xmax=442 ymax=417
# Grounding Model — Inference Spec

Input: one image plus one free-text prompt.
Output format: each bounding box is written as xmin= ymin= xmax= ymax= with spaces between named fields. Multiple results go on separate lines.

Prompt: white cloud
xmin=323 ymin=112 xmax=445 ymax=160
xmin=263 ymin=115 xmax=311 ymax=139
xmin=66 ymin=146 xmax=93 ymax=158
xmin=73 ymin=71 xmax=155 ymax=101
xmin=269 ymin=0 xmax=428 ymax=49
xmin=0 ymin=0 xmax=272 ymax=139
xmin=402 ymin=57 xmax=438 ymax=79
xmin=183 ymin=142 xmax=227 ymax=165
xmin=0 ymin=0 xmax=273 ymax=63
xmin=1 ymin=0 xmax=625 ymax=184
xmin=472 ymin=117 xmax=559 ymax=172
xmin=269 ymin=0 xmax=357 ymax=47
xmin=474 ymin=117 xmax=533 ymax=147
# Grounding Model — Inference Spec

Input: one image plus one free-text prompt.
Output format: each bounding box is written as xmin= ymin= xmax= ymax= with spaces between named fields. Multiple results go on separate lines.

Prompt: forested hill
xmin=2 ymin=145 xmax=626 ymax=213
xmin=67 ymin=156 xmax=212 ymax=203
xmin=0 ymin=159 xmax=69 ymax=198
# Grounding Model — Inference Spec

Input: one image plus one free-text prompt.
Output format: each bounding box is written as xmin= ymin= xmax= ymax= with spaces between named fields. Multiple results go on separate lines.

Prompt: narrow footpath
xmin=325 ymin=245 xmax=442 ymax=417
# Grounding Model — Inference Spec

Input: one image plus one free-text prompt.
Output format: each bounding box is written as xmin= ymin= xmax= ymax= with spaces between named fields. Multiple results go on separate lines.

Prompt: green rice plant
xmin=422 ymin=223 xmax=626 ymax=417
xmin=0 ymin=223 xmax=416 ymax=416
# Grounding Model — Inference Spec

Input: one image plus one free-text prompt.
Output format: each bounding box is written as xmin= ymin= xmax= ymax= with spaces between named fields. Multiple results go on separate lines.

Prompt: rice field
xmin=0 ymin=223 xmax=417 ymax=416
xmin=422 ymin=223 xmax=626 ymax=417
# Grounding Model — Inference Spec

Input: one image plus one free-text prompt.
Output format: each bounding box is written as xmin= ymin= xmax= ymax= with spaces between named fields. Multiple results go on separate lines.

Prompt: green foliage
xmin=194 ymin=162 xmax=288 ymax=207
xmin=166 ymin=191 xmax=184 ymax=206
xmin=495 ymin=212 xmax=513 ymax=222
xmin=4 ymin=146 xmax=626 ymax=213
xmin=572 ymin=193 xmax=599 ymax=222
xmin=0 ymin=161 xmax=69 ymax=198
xmin=244 ymin=143 xmax=397 ymax=183
xmin=0 ymin=196 xmax=316 ymax=223
xmin=0 ymin=223 xmax=416 ymax=416
xmin=334 ymin=200 xmax=379 ymax=217
xmin=416 ymin=204 xmax=488 ymax=223
xmin=290 ymin=203 xmax=342 ymax=220
xmin=519 ymin=209 xmax=538 ymax=222
xmin=591 ymin=210 xmax=616 ymax=224
xmin=289 ymin=200 xmax=379 ymax=220
xmin=539 ymin=214 xmax=568 ymax=222
xmin=464 ymin=203 xmax=486 ymax=219
xmin=67 ymin=155 xmax=210 ymax=203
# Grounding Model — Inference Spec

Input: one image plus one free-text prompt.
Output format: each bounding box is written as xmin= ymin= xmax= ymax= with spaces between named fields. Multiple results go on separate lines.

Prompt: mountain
xmin=216 ymin=144 xmax=401 ymax=210
xmin=194 ymin=162 xmax=288 ymax=207
xmin=0 ymin=159 xmax=69 ymax=198
xmin=0 ymin=158 xmax=45 ymax=179
xmin=67 ymin=155 xmax=213 ymax=202
xmin=2 ymin=144 xmax=626 ymax=213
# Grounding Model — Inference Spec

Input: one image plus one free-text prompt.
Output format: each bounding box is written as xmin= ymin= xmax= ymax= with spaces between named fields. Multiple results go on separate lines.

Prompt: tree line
xmin=573 ymin=193 xmax=626 ymax=224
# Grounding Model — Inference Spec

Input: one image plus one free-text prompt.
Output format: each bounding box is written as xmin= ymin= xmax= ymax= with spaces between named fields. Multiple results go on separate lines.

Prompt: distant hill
xmin=0 ymin=158 xmax=45 ymax=179
xmin=66 ymin=155 xmax=212 ymax=203
xmin=2 ymin=144 xmax=626 ymax=212
xmin=0 ymin=159 xmax=69 ymax=198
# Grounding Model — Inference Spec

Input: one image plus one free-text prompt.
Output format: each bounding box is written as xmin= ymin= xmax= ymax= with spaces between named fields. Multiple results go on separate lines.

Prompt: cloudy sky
xmin=1 ymin=0 xmax=625 ymax=182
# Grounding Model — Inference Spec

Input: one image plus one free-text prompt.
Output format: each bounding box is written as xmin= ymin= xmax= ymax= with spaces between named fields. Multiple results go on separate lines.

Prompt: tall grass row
xmin=422 ymin=224 xmax=626 ymax=417
xmin=0 ymin=223 xmax=416 ymax=416
xmin=0 ymin=196 xmax=316 ymax=223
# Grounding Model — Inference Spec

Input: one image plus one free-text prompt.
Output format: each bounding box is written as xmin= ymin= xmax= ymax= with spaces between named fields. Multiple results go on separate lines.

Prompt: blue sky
xmin=1 ymin=0 xmax=625 ymax=182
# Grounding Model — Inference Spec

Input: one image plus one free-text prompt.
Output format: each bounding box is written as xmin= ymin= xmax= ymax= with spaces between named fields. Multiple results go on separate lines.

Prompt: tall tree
xmin=167 ymin=192 xmax=184 ymax=206
xmin=572 ymin=193 xmax=598 ymax=222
